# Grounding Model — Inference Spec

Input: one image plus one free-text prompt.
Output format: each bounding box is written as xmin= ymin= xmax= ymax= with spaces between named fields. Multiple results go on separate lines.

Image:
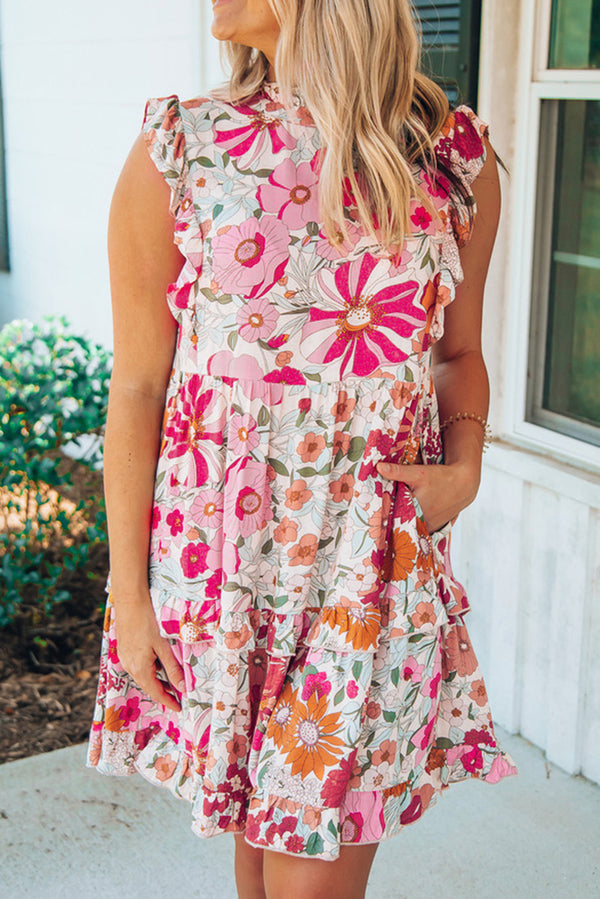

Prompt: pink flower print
xmin=257 ymin=158 xmax=320 ymax=230
xmin=402 ymin=656 xmax=425 ymax=683
xmin=223 ymin=456 xmax=274 ymax=539
xmin=181 ymin=541 xmax=210 ymax=578
xmin=346 ymin=680 xmax=359 ymax=698
xmin=118 ymin=696 xmax=141 ymax=727
xmin=222 ymin=540 xmax=241 ymax=575
xmin=166 ymin=508 xmax=184 ymax=537
xmin=316 ymin=218 xmax=363 ymax=260
xmin=228 ymin=412 xmax=259 ymax=455
xmin=151 ymin=505 xmax=161 ymax=530
xmin=164 ymin=376 xmax=224 ymax=487
xmin=236 ymin=296 xmax=279 ymax=342
xmin=211 ymin=216 xmax=290 ymax=299
xmin=190 ymin=488 xmax=224 ymax=530
xmin=301 ymin=253 xmax=425 ymax=377
xmin=340 ymin=812 xmax=364 ymax=842
xmin=214 ymin=103 xmax=297 ymax=169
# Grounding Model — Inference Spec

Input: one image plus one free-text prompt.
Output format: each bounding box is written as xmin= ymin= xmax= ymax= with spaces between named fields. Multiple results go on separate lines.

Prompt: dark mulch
xmin=0 ymin=460 xmax=108 ymax=765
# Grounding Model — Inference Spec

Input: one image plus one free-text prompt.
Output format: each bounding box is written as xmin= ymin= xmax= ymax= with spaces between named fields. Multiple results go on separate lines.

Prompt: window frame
xmin=506 ymin=0 xmax=600 ymax=471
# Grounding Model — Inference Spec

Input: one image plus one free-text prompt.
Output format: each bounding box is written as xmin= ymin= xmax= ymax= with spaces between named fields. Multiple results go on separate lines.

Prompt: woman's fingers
xmin=155 ymin=638 xmax=185 ymax=692
xmin=376 ymin=462 xmax=426 ymax=485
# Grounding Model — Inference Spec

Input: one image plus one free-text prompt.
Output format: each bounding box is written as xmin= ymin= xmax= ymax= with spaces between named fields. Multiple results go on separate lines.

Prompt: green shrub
xmin=0 ymin=315 xmax=112 ymax=628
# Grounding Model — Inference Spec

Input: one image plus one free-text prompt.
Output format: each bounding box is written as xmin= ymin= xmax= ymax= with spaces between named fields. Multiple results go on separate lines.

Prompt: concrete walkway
xmin=1 ymin=726 xmax=598 ymax=898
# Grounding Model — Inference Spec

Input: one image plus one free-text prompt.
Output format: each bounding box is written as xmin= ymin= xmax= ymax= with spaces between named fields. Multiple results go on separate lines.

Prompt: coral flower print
xmin=211 ymin=216 xmax=290 ymax=298
xmin=87 ymin=92 xmax=517 ymax=867
xmin=302 ymin=254 xmax=426 ymax=377
xmin=257 ymin=158 xmax=320 ymax=229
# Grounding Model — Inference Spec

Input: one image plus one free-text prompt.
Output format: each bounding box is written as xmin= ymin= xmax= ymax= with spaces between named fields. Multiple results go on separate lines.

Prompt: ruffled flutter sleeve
xmin=142 ymin=95 xmax=189 ymax=216
xmin=433 ymin=105 xmax=490 ymax=286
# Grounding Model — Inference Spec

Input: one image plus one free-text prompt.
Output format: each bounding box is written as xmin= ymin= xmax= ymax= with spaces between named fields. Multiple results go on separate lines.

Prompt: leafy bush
xmin=0 ymin=315 xmax=112 ymax=628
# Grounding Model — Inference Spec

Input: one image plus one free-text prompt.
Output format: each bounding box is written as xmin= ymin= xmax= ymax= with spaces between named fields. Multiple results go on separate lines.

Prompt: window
xmin=413 ymin=0 xmax=482 ymax=106
xmin=528 ymin=2 xmax=600 ymax=447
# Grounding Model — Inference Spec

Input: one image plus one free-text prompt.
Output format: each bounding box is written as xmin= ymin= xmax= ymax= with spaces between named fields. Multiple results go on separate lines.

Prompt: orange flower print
xmin=287 ymin=533 xmax=319 ymax=567
xmin=279 ymin=690 xmax=346 ymax=780
xmin=330 ymin=472 xmax=355 ymax=503
xmin=297 ymin=431 xmax=326 ymax=462
xmin=370 ymin=739 xmax=396 ymax=767
xmin=425 ymin=746 xmax=446 ymax=773
xmin=469 ymin=678 xmax=489 ymax=707
xmin=322 ymin=601 xmax=380 ymax=650
xmin=389 ymin=529 xmax=416 ymax=581
xmin=410 ymin=601 xmax=437 ymax=629
xmin=285 ymin=478 xmax=312 ymax=510
xmin=154 ymin=754 xmax=177 ymax=782
xmin=104 ymin=705 xmax=126 ymax=732
xmin=266 ymin=681 xmax=297 ymax=746
xmin=331 ymin=390 xmax=356 ymax=422
xmin=415 ymin=517 xmax=434 ymax=572
xmin=443 ymin=624 xmax=479 ymax=678
xmin=226 ymin=734 xmax=248 ymax=764
xmin=273 ymin=516 xmax=298 ymax=545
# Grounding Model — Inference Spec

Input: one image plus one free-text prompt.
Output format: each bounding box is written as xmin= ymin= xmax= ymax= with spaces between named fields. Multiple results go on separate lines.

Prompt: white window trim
xmin=504 ymin=0 xmax=600 ymax=473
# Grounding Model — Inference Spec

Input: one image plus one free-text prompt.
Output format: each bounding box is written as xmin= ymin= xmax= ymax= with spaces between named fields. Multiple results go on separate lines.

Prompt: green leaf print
xmin=306 ymin=832 xmax=325 ymax=856
xmin=296 ymin=410 xmax=307 ymax=427
xmin=191 ymin=156 xmax=215 ymax=168
xmin=383 ymin=709 xmax=397 ymax=723
xmin=347 ymin=437 xmax=366 ymax=462
xmin=227 ymin=331 xmax=238 ymax=351
xmin=213 ymin=203 xmax=224 ymax=218
xmin=261 ymin=538 xmax=274 ymax=555
xmin=434 ymin=737 xmax=454 ymax=749
xmin=328 ymin=820 xmax=338 ymax=840
xmin=268 ymin=457 xmax=288 ymax=476
xmin=404 ymin=366 xmax=414 ymax=382
xmin=390 ymin=667 xmax=400 ymax=687
xmin=257 ymin=406 xmax=270 ymax=427
xmin=333 ymin=686 xmax=346 ymax=705
xmin=297 ymin=466 xmax=317 ymax=478
xmin=306 ymin=221 xmax=320 ymax=237
xmin=352 ymin=660 xmax=363 ymax=680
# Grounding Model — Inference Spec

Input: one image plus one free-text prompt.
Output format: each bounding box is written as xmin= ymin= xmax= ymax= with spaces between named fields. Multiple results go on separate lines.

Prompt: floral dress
xmin=87 ymin=81 xmax=517 ymax=861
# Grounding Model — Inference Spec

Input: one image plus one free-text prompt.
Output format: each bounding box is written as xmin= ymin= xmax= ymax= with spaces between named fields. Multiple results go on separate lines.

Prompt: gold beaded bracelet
xmin=440 ymin=412 xmax=492 ymax=452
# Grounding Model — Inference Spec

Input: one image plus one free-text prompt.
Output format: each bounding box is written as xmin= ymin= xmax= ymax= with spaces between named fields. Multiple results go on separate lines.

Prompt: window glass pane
xmin=549 ymin=0 xmax=600 ymax=69
xmin=542 ymin=100 xmax=600 ymax=435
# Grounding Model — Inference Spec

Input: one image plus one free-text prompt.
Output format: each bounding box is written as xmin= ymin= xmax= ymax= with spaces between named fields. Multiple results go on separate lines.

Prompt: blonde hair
xmin=209 ymin=0 xmax=450 ymax=253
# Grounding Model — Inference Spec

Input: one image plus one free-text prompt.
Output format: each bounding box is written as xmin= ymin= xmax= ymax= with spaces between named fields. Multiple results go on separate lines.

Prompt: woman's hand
xmin=113 ymin=594 xmax=185 ymax=714
xmin=376 ymin=459 xmax=481 ymax=534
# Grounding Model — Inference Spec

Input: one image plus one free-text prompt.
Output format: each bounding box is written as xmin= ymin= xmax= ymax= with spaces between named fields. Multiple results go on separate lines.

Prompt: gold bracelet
xmin=440 ymin=412 xmax=492 ymax=452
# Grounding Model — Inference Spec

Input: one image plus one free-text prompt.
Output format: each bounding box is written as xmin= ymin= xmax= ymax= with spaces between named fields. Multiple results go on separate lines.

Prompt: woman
xmin=87 ymin=1 xmax=518 ymax=896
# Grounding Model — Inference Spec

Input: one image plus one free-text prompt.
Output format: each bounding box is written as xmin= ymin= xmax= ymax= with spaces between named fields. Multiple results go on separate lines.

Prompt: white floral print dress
xmin=87 ymin=80 xmax=517 ymax=861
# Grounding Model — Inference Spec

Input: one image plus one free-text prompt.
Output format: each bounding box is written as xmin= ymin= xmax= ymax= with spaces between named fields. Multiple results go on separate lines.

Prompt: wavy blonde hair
xmin=209 ymin=0 xmax=450 ymax=252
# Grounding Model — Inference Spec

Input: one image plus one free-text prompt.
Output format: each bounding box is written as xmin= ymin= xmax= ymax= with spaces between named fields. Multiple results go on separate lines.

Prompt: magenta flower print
xmin=181 ymin=541 xmax=210 ymax=579
xmin=223 ymin=456 xmax=274 ymax=539
xmin=164 ymin=376 xmax=225 ymax=487
xmin=214 ymin=102 xmax=297 ymax=169
xmin=301 ymin=253 xmax=426 ymax=377
xmin=257 ymin=158 xmax=320 ymax=230
xmin=236 ymin=296 xmax=279 ymax=342
xmin=211 ymin=216 xmax=290 ymax=299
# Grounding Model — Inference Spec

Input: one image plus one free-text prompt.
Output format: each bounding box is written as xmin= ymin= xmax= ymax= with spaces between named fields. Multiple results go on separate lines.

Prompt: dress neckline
xmin=262 ymin=80 xmax=304 ymax=109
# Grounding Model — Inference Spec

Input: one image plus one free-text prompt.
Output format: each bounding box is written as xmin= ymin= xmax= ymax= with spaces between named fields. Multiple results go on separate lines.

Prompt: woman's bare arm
xmin=104 ymin=132 xmax=185 ymax=711
xmin=377 ymin=138 xmax=501 ymax=531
